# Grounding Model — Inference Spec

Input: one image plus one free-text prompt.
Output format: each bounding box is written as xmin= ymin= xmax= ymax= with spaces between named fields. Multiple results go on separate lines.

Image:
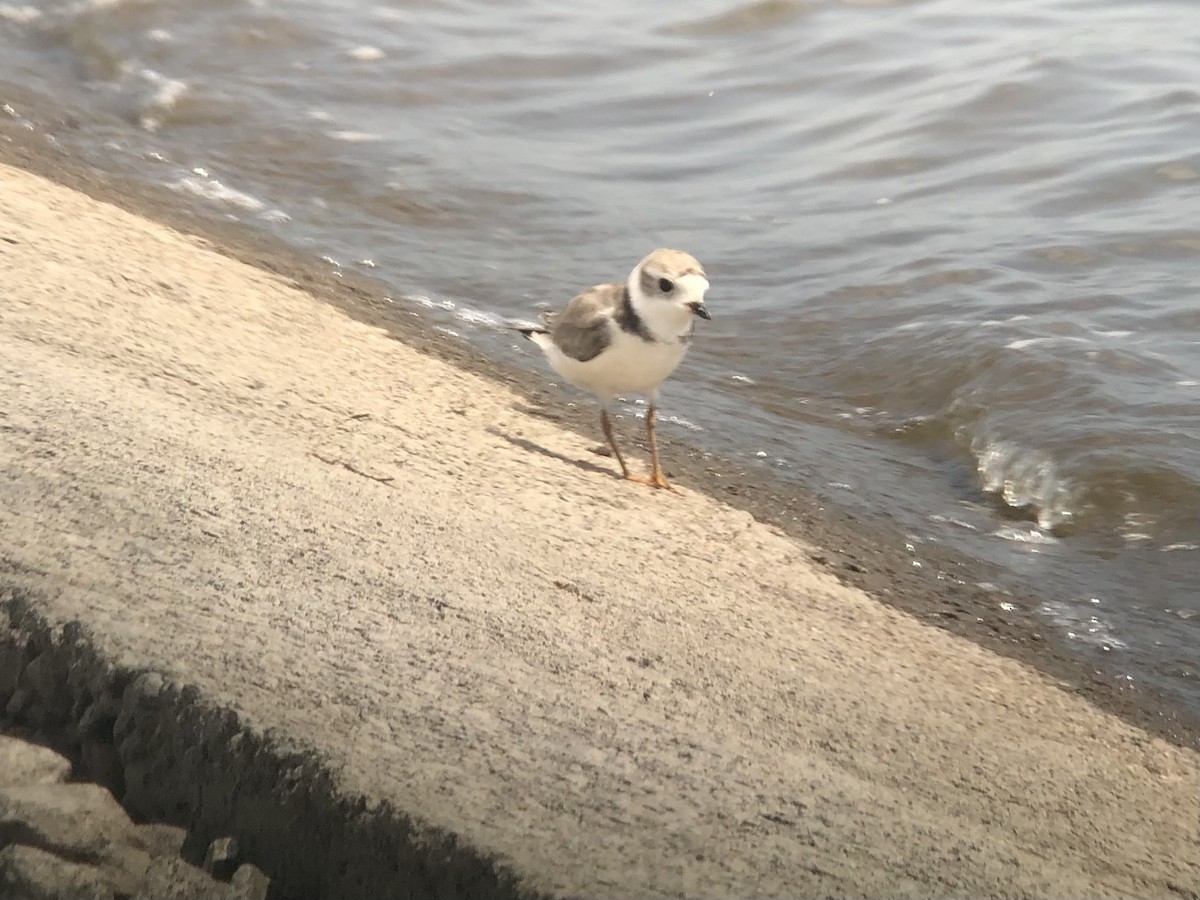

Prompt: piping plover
xmin=519 ymin=249 xmax=710 ymax=490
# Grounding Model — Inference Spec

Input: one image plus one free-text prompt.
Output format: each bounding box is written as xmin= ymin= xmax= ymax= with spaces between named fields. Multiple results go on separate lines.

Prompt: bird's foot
xmin=625 ymin=472 xmax=678 ymax=492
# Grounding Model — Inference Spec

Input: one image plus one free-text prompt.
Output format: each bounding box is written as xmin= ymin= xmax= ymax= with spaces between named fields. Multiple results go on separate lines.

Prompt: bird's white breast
xmin=536 ymin=326 xmax=689 ymax=401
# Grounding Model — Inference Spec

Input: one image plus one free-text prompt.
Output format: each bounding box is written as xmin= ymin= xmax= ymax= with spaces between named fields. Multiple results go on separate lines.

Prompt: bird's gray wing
xmin=550 ymin=282 xmax=622 ymax=362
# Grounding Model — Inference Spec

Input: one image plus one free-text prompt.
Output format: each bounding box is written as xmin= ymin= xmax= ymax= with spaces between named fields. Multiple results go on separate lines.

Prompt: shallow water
xmin=2 ymin=0 xmax=1198 ymax=708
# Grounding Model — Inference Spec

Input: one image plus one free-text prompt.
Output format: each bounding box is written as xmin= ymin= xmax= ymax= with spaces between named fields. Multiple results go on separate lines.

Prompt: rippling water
xmin=2 ymin=0 xmax=1198 ymax=707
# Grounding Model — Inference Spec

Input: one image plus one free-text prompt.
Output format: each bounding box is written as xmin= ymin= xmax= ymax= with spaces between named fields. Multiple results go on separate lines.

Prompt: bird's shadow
xmin=487 ymin=426 xmax=618 ymax=480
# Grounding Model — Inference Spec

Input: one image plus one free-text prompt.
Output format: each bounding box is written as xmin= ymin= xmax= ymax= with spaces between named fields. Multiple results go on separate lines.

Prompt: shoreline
xmin=1 ymin=100 xmax=1198 ymax=897
xmin=1 ymin=92 xmax=1195 ymax=749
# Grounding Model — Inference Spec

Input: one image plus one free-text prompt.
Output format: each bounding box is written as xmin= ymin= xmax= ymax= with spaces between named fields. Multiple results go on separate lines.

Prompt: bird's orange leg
xmin=644 ymin=404 xmax=675 ymax=490
xmin=622 ymin=404 xmax=675 ymax=491
xmin=601 ymin=409 xmax=631 ymax=479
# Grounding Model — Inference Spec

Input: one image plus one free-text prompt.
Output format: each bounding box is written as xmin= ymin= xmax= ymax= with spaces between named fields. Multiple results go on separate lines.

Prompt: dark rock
xmin=0 ymin=843 xmax=116 ymax=900
xmin=5 ymin=685 xmax=32 ymax=719
xmin=80 ymin=737 xmax=125 ymax=797
xmin=78 ymin=695 xmax=121 ymax=739
xmin=0 ymin=639 xmax=22 ymax=706
xmin=0 ymin=783 xmax=153 ymax=896
xmin=132 ymin=822 xmax=188 ymax=859
xmin=133 ymin=855 xmax=237 ymax=900
xmin=229 ymin=862 xmax=271 ymax=900
xmin=0 ymin=782 xmax=136 ymax=864
xmin=21 ymin=652 xmax=70 ymax=723
xmin=204 ymin=835 xmax=240 ymax=881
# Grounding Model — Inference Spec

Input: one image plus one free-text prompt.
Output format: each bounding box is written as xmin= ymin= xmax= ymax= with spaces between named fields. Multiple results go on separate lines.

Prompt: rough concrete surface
xmin=0 ymin=161 xmax=1197 ymax=899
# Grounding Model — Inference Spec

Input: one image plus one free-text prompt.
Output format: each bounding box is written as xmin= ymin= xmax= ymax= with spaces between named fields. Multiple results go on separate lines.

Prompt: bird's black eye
xmin=658 ymin=277 xmax=674 ymax=294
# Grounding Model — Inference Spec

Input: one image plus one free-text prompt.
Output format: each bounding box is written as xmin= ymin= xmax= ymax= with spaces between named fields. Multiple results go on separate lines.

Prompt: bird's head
xmin=628 ymin=249 xmax=710 ymax=337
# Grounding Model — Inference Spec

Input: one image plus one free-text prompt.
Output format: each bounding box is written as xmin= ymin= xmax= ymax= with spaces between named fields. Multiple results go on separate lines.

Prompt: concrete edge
xmin=1 ymin=576 xmax=546 ymax=900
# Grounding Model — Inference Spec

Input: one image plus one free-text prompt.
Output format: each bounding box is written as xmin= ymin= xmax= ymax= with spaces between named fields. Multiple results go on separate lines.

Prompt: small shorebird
xmin=519 ymin=249 xmax=710 ymax=490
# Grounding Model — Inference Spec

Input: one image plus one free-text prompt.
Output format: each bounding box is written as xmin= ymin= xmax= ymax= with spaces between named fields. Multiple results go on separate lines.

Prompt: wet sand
xmin=1 ymin=149 xmax=1198 ymax=898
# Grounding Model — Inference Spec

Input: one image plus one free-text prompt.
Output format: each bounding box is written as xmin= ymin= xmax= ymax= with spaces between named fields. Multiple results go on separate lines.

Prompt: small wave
xmin=0 ymin=5 xmax=41 ymax=24
xmin=452 ymin=307 xmax=503 ymax=328
xmin=973 ymin=438 xmax=1076 ymax=531
xmin=325 ymin=130 xmax=382 ymax=143
xmin=993 ymin=526 xmax=1058 ymax=545
xmin=134 ymin=68 xmax=188 ymax=132
xmin=928 ymin=514 xmax=979 ymax=532
xmin=348 ymin=46 xmax=384 ymax=62
xmin=664 ymin=415 xmax=702 ymax=432
xmin=168 ymin=175 xmax=264 ymax=212
xmin=505 ymin=317 xmax=542 ymax=333
xmin=1005 ymin=335 xmax=1091 ymax=351
xmin=258 ymin=208 xmax=291 ymax=224
xmin=669 ymin=0 xmax=809 ymax=37
xmin=1040 ymin=599 xmax=1127 ymax=650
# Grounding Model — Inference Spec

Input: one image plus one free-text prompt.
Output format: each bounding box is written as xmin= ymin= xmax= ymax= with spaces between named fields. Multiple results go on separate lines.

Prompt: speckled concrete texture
xmin=1 ymin=162 xmax=1197 ymax=899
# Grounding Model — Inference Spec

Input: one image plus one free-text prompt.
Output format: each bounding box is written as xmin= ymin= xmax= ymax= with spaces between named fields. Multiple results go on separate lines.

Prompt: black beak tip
xmin=691 ymin=303 xmax=711 ymax=320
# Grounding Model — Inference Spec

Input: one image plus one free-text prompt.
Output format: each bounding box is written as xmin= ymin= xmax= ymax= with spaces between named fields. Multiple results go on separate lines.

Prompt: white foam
xmin=168 ymin=176 xmax=265 ymax=212
xmin=663 ymin=415 xmax=702 ymax=432
xmin=325 ymin=130 xmax=381 ymax=143
xmin=1040 ymin=600 xmax=1127 ymax=650
xmin=730 ymin=373 xmax=755 ymax=384
xmin=453 ymin=307 xmax=503 ymax=328
xmin=137 ymin=69 xmax=188 ymax=132
xmin=1005 ymin=335 xmax=1090 ymax=351
xmin=141 ymin=70 xmax=187 ymax=110
xmin=0 ymin=5 xmax=41 ymax=23
xmin=974 ymin=438 xmax=1075 ymax=530
xmin=348 ymin=45 xmax=384 ymax=61
xmin=993 ymin=526 xmax=1058 ymax=545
